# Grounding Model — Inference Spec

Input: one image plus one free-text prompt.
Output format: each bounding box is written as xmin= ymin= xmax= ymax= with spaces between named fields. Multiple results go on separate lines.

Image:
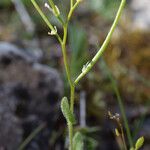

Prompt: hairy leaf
xmin=61 ymin=97 xmax=76 ymax=124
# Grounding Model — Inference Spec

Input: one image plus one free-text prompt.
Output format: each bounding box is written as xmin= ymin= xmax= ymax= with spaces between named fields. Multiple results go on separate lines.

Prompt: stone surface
xmin=0 ymin=42 xmax=63 ymax=149
xmin=0 ymin=86 xmax=23 ymax=150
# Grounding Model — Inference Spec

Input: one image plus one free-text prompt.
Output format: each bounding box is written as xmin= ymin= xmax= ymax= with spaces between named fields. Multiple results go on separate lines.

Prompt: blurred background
xmin=0 ymin=0 xmax=149 ymax=149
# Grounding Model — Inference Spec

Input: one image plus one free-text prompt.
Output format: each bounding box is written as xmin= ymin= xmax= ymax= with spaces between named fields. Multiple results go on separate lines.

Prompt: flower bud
xmin=48 ymin=26 xmax=57 ymax=35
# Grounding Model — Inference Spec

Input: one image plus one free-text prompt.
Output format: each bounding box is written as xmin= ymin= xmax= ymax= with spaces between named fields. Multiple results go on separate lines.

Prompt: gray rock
xmin=0 ymin=42 xmax=63 ymax=149
xmin=0 ymin=109 xmax=23 ymax=150
xmin=0 ymin=42 xmax=33 ymax=63
xmin=0 ymin=86 xmax=23 ymax=150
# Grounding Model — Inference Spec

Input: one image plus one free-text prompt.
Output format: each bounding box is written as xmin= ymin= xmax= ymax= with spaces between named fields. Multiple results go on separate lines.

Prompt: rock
xmin=0 ymin=41 xmax=44 ymax=64
xmin=0 ymin=42 xmax=63 ymax=149
xmin=0 ymin=112 xmax=23 ymax=150
xmin=0 ymin=42 xmax=33 ymax=63
xmin=0 ymin=86 xmax=23 ymax=150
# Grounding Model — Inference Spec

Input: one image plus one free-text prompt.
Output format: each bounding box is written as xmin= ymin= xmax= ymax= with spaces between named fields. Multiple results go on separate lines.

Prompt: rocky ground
xmin=0 ymin=42 xmax=64 ymax=149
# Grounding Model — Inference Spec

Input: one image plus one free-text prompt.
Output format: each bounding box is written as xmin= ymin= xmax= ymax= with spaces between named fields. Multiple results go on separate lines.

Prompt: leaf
xmin=135 ymin=136 xmax=144 ymax=150
xmin=61 ymin=97 xmax=76 ymax=124
xmin=73 ymin=132 xmax=84 ymax=150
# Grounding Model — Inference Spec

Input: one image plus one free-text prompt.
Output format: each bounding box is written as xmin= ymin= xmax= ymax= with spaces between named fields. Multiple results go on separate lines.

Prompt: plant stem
xmin=61 ymin=23 xmax=75 ymax=150
xmin=70 ymin=85 xmax=75 ymax=113
xmin=18 ymin=123 xmax=46 ymax=150
xmin=71 ymin=0 xmax=74 ymax=8
xmin=31 ymin=0 xmax=62 ymax=43
xmin=101 ymin=59 xmax=134 ymax=148
xmin=68 ymin=122 xmax=73 ymax=150
xmin=113 ymin=81 xmax=133 ymax=148
xmin=61 ymin=24 xmax=73 ymax=87
xmin=74 ymin=0 xmax=126 ymax=85
xmin=68 ymin=1 xmax=80 ymax=21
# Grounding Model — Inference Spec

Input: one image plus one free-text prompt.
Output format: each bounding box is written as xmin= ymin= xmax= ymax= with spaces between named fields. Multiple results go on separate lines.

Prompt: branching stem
xmin=31 ymin=0 xmax=128 ymax=150
xmin=74 ymin=0 xmax=126 ymax=85
xmin=31 ymin=0 xmax=62 ymax=43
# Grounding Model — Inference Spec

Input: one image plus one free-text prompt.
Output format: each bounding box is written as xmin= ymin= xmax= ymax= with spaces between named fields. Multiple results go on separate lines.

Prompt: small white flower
xmin=48 ymin=26 xmax=57 ymax=35
xmin=44 ymin=3 xmax=53 ymax=12
xmin=44 ymin=3 xmax=50 ymax=9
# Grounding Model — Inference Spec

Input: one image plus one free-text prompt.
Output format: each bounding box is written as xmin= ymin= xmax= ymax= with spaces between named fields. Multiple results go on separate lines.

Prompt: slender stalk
xmin=31 ymin=0 xmax=62 ymax=43
xmin=70 ymin=85 xmax=75 ymax=113
xmin=48 ymin=0 xmax=56 ymax=10
xmin=71 ymin=0 xmax=74 ymax=8
xmin=61 ymin=24 xmax=73 ymax=87
xmin=113 ymin=81 xmax=133 ymax=148
xmin=74 ymin=0 xmax=126 ymax=85
xmin=61 ymin=23 xmax=75 ymax=150
xmin=18 ymin=123 xmax=46 ymax=150
xmin=68 ymin=1 xmax=81 ymax=21
xmin=101 ymin=59 xmax=134 ymax=148
xmin=68 ymin=122 xmax=73 ymax=150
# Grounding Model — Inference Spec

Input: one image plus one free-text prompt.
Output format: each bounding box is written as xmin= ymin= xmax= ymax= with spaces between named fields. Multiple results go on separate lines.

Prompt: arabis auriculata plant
xmin=30 ymin=0 xmax=133 ymax=150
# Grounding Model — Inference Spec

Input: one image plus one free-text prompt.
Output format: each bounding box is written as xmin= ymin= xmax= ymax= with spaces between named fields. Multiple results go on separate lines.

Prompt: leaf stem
xmin=74 ymin=0 xmax=126 ymax=85
xmin=61 ymin=23 xmax=74 ymax=150
xmin=68 ymin=1 xmax=81 ymax=21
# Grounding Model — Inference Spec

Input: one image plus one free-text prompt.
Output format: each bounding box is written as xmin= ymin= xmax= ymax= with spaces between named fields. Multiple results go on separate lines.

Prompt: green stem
xmin=68 ymin=122 xmax=73 ymax=150
xmin=31 ymin=0 xmax=62 ymax=43
xmin=74 ymin=0 xmax=126 ymax=85
xmin=68 ymin=1 xmax=81 ymax=21
xmin=48 ymin=0 xmax=64 ymax=25
xmin=70 ymin=85 xmax=75 ymax=113
xmin=61 ymin=23 xmax=74 ymax=150
xmin=71 ymin=0 xmax=74 ymax=8
xmin=48 ymin=0 xmax=56 ymax=11
xmin=61 ymin=24 xmax=73 ymax=87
